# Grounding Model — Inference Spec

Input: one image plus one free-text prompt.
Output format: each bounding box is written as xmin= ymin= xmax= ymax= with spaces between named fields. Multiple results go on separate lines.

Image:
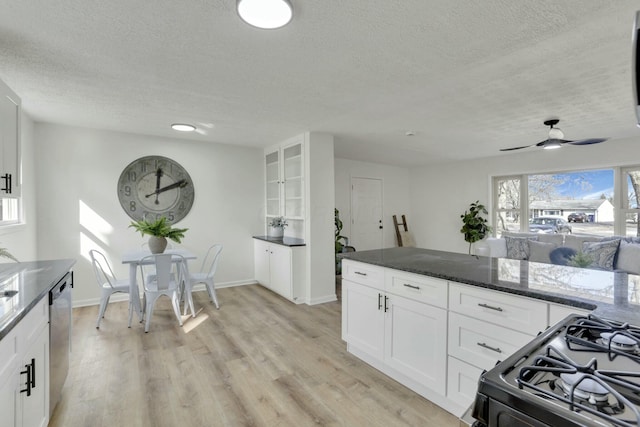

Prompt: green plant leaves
xmin=129 ymin=217 xmax=188 ymax=243
xmin=460 ymin=200 xmax=492 ymax=254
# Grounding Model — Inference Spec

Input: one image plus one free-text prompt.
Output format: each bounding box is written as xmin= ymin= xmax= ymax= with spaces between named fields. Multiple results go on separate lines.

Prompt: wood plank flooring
xmin=49 ymin=285 xmax=458 ymax=427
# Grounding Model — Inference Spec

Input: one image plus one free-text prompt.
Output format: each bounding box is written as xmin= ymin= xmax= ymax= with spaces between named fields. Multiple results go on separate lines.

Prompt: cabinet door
xmin=0 ymin=328 xmax=18 ymax=427
xmin=265 ymin=149 xmax=281 ymax=217
xmin=0 ymin=82 xmax=20 ymax=197
xmin=282 ymin=142 xmax=303 ymax=219
xmin=269 ymin=244 xmax=292 ymax=299
xmin=18 ymin=325 xmax=49 ymax=427
xmin=342 ymin=280 xmax=385 ymax=361
xmin=384 ymin=295 xmax=447 ymax=395
xmin=254 ymin=240 xmax=270 ymax=287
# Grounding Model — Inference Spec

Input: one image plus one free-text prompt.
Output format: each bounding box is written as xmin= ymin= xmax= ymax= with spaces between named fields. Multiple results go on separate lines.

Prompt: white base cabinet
xmin=253 ymin=239 xmax=306 ymax=303
xmin=0 ymin=298 xmax=50 ymax=427
xmin=340 ymin=259 xmax=594 ymax=418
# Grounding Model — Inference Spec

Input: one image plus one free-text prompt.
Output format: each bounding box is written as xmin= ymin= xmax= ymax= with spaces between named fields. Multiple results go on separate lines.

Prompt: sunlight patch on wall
xmin=79 ymin=200 xmax=113 ymax=245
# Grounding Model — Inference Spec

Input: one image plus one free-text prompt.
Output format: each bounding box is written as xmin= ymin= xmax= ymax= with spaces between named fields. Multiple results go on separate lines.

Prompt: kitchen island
xmin=338 ymin=247 xmax=640 ymax=417
xmin=0 ymin=259 xmax=75 ymax=427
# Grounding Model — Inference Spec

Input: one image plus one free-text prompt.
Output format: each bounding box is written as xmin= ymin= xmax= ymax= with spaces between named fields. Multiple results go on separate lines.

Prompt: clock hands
xmin=154 ymin=168 xmax=163 ymax=205
xmin=145 ymin=179 xmax=188 ymax=198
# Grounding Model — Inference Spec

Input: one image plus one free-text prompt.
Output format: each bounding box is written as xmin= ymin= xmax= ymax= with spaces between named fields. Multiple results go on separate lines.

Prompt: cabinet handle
xmin=384 ymin=295 xmax=389 ymax=313
xmin=354 ymin=271 xmax=367 ymax=276
xmin=378 ymin=293 xmax=382 ymax=310
xmin=30 ymin=358 xmax=36 ymax=389
xmin=0 ymin=173 xmax=11 ymax=194
xmin=403 ymin=283 xmax=420 ymax=290
xmin=20 ymin=360 xmax=33 ymax=396
xmin=477 ymin=342 xmax=502 ymax=354
xmin=478 ymin=303 xmax=503 ymax=312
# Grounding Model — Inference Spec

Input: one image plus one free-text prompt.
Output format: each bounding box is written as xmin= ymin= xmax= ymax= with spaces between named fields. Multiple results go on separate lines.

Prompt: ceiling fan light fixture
xmin=171 ymin=123 xmax=196 ymax=132
xmin=237 ymin=0 xmax=293 ymax=29
xmin=548 ymin=127 xmax=564 ymax=139
xmin=543 ymin=140 xmax=562 ymax=150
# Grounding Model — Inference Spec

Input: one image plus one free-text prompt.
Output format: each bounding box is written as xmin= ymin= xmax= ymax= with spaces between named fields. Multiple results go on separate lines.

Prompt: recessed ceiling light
xmin=237 ymin=0 xmax=293 ymax=29
xmin=171 ymin=123 xmax=196 ymax=132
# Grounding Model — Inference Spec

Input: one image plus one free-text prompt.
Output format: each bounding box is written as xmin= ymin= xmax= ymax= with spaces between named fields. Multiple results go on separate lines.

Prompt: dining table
xmin=121 ymin=248 xmax=197 ymax=322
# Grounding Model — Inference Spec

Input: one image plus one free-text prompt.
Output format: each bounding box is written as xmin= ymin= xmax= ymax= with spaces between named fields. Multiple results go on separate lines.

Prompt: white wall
xmin=0 ymin=114 xmax=38 ymax=262
xmin=334 ymin=158 xmax=412 ymax=249
xmin=410 ymin=136 xmax=640 ymax=254
xmin=34 ymin=123 xmax=264 ymax=306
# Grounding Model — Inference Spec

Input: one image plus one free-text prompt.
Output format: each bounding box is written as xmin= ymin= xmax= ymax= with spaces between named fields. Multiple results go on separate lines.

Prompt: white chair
xmin=89 ymin=249 xmax=132 ymax=329
xmin=139 ymin=253 xmax=184 ymax=333
xmin=183 ymin=244 xmax=222 ymax=316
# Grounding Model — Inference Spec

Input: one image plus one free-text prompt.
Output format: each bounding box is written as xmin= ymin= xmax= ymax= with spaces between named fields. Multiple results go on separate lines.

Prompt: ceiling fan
xmin=499 ymin=119 xmax=608 ymax=152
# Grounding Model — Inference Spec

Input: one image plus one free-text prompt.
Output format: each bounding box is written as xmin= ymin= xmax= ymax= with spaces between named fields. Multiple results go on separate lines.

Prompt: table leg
xmin=129 ymin=263 xmax=143 ymax=321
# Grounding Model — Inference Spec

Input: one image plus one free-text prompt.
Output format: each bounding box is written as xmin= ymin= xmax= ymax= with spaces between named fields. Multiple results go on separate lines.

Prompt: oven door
xmin=484 ymin=400 xmax=550 ymax=427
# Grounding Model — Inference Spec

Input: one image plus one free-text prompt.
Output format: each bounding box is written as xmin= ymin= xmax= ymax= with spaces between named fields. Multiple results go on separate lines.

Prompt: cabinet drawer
xmin=447 ymin=356 xmax=483 ymax=410
xmin=448 ymin=312 xmax=535 ymax=371
xmin=385 ymin=269 xmax=447 ymax=308
xmin=342 ymin=260 xmax=384 ymax=289
xmin=449 ymin=283 xmax=547 ymax=335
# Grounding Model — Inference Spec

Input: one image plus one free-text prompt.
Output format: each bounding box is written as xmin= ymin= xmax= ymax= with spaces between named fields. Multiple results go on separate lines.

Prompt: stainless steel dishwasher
xmin=49 ymin=271 xmax=72 ymax=417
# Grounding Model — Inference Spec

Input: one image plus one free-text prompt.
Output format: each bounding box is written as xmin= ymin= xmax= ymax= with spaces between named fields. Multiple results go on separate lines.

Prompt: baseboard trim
xmin=73 ymin=279 xmax=258 ymax=308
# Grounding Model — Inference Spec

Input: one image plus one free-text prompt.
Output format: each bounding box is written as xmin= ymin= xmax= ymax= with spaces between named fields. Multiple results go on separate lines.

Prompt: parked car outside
xmin=568 ymin=212 xmax=588 ymax=223
xmin=529 ymin=216 xmax=572 ymax=234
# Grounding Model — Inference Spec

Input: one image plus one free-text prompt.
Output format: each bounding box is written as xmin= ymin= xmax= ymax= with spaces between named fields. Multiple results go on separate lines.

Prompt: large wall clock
xmin=117 ymin=155 xmax=195 ymax=224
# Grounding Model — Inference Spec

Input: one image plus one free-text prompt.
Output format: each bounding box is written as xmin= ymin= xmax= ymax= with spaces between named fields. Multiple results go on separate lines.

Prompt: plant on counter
xmin=0 ymin=245 xmax=18 ymax=262
xmin=460 ymin=200 xmax=492 ymax=255
xmin=129 ymin=216 xmax=188 ymax=254
xmin=268 ymin=216 xmax=288 ymax=229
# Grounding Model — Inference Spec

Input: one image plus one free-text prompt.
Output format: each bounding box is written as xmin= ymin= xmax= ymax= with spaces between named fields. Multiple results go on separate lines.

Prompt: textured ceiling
xmin=1 ymin=1 xmax=639 ymax=166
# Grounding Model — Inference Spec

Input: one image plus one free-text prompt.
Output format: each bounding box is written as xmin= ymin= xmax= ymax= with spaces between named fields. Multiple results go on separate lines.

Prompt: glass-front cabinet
xmin=264 ymin=139 xmax=304 ymax=222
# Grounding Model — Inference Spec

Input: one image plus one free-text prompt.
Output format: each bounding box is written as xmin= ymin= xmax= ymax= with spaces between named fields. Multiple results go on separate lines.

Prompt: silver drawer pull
xmin=478 ymin=303 xmax=503 ymax=312
xmin=477 ymin=342 xmax=502 ymax=353
xmin=403 ymin=283 xmax=420 ymax=290
xmin=354 ymin=271 xmax=367 ymax=276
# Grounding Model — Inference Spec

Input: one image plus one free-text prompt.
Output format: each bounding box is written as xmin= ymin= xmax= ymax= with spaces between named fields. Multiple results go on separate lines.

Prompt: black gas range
xmin=473 ymin=314 xmax=640 ymax=427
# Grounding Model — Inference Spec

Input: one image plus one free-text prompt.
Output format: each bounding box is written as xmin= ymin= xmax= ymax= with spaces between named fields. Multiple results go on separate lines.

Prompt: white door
xmin=351 ymin=177 xmax=383 ymax=250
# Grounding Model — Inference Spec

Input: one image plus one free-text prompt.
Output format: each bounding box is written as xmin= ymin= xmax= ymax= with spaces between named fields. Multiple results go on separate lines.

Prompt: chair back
xmin=89 ymin=249 xmax=117 ymax=289
xmin=201 ymin=244 xmax=223 ymax=279
xmin=140 ymin=253 xmax=184 ymax=291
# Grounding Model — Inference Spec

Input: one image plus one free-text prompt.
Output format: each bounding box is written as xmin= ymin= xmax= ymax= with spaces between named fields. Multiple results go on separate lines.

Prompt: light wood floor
xmin=49 ymin=285 xmax=458 ymax=427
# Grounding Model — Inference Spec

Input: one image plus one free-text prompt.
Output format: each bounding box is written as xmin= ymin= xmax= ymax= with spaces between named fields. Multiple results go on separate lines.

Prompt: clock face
xmin=117 ymin=155 xmax=194 ymax=224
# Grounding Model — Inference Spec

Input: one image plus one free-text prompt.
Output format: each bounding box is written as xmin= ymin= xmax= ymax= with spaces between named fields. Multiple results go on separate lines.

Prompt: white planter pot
xmin=268 ymin=226 xmax=284 ymax=238
xmin=148 ymin=236 xmax=168 ymax=254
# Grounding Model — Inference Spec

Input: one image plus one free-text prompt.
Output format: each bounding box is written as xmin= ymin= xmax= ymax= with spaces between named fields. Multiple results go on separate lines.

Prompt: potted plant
xmin=460 ymin=200 xmax=492 ymax=255
xmin=129 ymin=216 xmax=188 ymax=254
xmin=335 ymin=208 xmax=349 ymax=275
xmin=0 ymin=245 xmax=18 ymax=262
xmin=268 ymin=216 xmax=288 ymax=238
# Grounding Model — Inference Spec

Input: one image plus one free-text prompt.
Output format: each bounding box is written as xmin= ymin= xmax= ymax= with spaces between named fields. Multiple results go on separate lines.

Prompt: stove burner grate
xmin=565 ymin=315 xmax=640 ymax=362
xmin=517 ymin=346 xmax=640 ymax=426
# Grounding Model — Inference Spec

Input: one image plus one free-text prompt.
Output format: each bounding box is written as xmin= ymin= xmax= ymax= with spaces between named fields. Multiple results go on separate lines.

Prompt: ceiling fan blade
xmin=499 ymin=144 xmax=535 ymax=152
xmin=566 ymin=138 xmax=608 ymax=146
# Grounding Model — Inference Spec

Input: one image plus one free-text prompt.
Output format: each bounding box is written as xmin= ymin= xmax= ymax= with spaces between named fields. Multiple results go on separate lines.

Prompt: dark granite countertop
xmin=0 ymin=259 xmax=76 ymax=340
xmin=253 ymin=235 xmax=306 ymax=247
xmin=339 ymin=247 xmax=640 ymax=325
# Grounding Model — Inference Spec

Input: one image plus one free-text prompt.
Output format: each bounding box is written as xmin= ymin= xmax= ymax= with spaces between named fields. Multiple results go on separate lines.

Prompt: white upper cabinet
xmin=264 ymin=137 xmax=304 ymax=221
xmin=0 ymin=79 xmax=21 ymax=197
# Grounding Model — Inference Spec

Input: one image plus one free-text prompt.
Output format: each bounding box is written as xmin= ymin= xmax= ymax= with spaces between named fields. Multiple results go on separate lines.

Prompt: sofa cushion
xmin=536 ymin=233 xmax=564 ymax=247
xmin=582 ymin=239 xmax=620 ymax=270
xmin=549 ymin=247 xmax=577 ymax=265
xmin=615 ymin=240 xmax=640 ymax=274
xmin=528 ymin=240 xmax=558 ymax=263
xmin=505 ymin=236 xmax=538 ymax=260
xmin=564 ymin=235 xmax=600 ymax=252
xmin=484 ymin=237 xmax=507 ymax=258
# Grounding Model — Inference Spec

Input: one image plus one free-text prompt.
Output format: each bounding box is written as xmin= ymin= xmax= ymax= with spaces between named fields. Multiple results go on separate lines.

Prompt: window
xmin=0 ymin=197 xmax=20 ymax=225
xmin=492 ymin=168 xmax=629 ymax=238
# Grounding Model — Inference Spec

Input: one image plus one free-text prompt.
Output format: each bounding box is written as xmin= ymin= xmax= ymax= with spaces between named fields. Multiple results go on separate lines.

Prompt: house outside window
xmin=492 ymin=168 xmax=638 ymax=238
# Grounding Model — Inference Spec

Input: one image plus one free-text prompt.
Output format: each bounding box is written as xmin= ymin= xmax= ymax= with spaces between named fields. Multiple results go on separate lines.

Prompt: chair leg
xmin=183 ymin=283 xmax=196 ymax=317
xmin=206 ymin=281 xmax=220 ymax=309
xmin=96 ymin=292 xmax=110 ymax=328
xmin=127 ymin=299 xmax=133 ymax=328
xmin=145 ymin=295 xmax=157 ymax=333
xmin=171 ymin=292 xmax=184 ymax=326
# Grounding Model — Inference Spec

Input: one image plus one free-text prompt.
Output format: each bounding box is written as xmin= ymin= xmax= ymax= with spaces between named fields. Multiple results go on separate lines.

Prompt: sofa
xmin=475 ymin=231 xmax=640 ymax=274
